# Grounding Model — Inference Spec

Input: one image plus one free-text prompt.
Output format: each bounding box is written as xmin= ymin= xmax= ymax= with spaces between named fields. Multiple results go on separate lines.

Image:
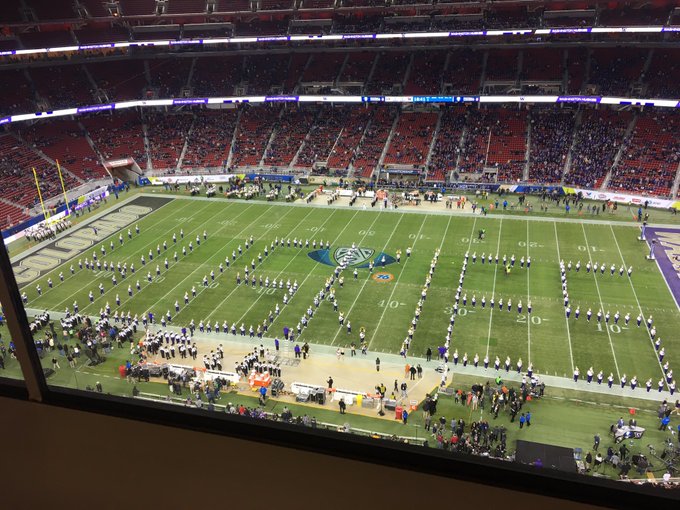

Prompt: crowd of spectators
xmin=296 ymin=107 xmax=348 ymax=170
xmin=243 ymin=55 xmax=289 ymax=95
xmin=82 ymin=112 xmax=146 ymax=163
xmin=404 ymin=51 xmax=445 ymax=95
xmin=528 ymin=110 xmax=575 ymax=184
xmin=565 ymin=110 xmax=632 ymax=189
xmin=264 ymin=108 xmax=317 ymax=167
xmin=366 ymin=52 xmax=411 ymax=94
xmin=588 ymin=48 xmax=647 ymax=96
xmin=144 ymin=112 xmax=194 ymax=170
xmin=327 ymin=108 xmax=372 ymax=174
xmin=0 ymin=134 xmax=79 ymax=210
xmin=191 ymin=56 xmax=243 ymax=97
xmin=427 ymin=109 xmax=466 ymax=181
xmin=231 ymin=106 xmax=279 ymax=167
xmin=352 ymin=107 xmax=398 ymax=177
xmin=147 ymin=59 xmax=192 ymax=97
xmin=607 ymin=113 xmax=680 ymax=197
xmin=182 ymin=110 xmax=238 ymax=169
xmin=384 ymin=112 xmax=437 ymax=166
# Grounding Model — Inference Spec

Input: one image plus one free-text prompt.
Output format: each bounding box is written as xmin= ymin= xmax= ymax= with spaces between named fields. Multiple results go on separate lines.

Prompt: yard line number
xmin=516 ymin=314 xmax=543 ymax=325
xmin=597 ymin=323 xmax=623 ymax=334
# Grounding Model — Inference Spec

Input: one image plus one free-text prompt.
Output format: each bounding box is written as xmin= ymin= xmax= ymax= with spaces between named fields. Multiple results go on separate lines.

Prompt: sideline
xmin=28 ymin=307 xmax=677 ymax=404
xmin=137 ymin=192 xmax=680 ymax=229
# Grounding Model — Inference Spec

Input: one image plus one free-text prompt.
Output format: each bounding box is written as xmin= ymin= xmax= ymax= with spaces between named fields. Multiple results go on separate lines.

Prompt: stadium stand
xmin=87 ymin=60 xmax=148 ymax=101
xmin=0 ymin=69 xmax=36 ymax=116
xmin=230 ymin=106 xmax=279 ymax=167
xmin=0 ymin=0 xmax=24 ymax=22
xmin=243 ymin=54 xmax=289 ymax=95
xmin=528 ymin=110 xmax=575 ymax=184
xmin=296 ymin=107 xmax=349 ymax=171
xmin=352 ymin=106 xmax=398 ymax=178
xmin=20 ymin=30 xmax=76 ymax=49
xmin=588 ymin=48 xmax=647 ymax=96
xmin=645 ymin=49 xmax=680 ymax=99
xmin=0 ymin=135 xmax=79 ymax=210
xmin=29 ymin=65 xmax=94 ymax=109
xmin=565 ymin=48 xmax=587 ymax=95
xmin=119 ymin=0 xmax=157 ymax=16
xmin=167 ymin=0 xmax=209 ymax=14
xmin=81 ymin=113 xmax=146 ymax=163
xmin=79 ymin=0 xmax=111 ymax=18
xmin=443 ymin=49 xmax=483 ymax=94
xmin=404 ymin=51 xmax=446 ymax=95
xmin=263 ymin=108 xmax=317 ymax=167
xmin=384 ymin=112 xmax=437 ymax=167
xmin=521 ymin=49 xmax=564 ymax=82
xmin=182 ymin=110 xmax=238 ymax=170
xmin=144 ymin=112 xmax=194 ymax=170
xmin=301 ymin=53 xmax=346 ymax=84
xmin=147 ymin=58 xmax=193 ymax=97
xmin=366 ymin=52 xmax=411 ymax=94
xmin=487 ymin=109 xmax=528 ymax=182
xmin=427 ymin=109 xmax=466 ymax=182
xmin=565 ymin=109 xmax=632 ymax=189
xmin=74 ymin=26 xmax=131 ymax=44
xmin=25 ymin=0 xmax=76 ymax=20
xmin=327 ymin=108 xmax=372 ymax=174
xmin=608 ymin=113 xmax=680 ymax=198
xmin=338 ymin=52 xmax=377 ymax=84
xmin=2 ymin=8 xmax=680 ymax=206
xmin=21 ymin=120 xmax=106 ymax=181
xmin=485 ymin=49 xmax=519 ymax=82
xmin=192 ymin=56 xmax=243 ymax=97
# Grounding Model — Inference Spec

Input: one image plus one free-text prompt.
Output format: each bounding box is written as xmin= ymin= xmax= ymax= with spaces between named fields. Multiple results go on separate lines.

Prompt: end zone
xmin=645 ymin=226 xmax=680 ymax=310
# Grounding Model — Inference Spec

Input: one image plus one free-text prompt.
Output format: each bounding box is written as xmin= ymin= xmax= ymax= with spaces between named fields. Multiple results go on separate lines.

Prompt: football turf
xmin=18 ymin=194 xmax=679 ymax=387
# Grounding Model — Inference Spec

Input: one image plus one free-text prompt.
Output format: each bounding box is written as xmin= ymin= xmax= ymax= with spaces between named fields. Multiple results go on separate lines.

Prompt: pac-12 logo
xmin=308 ymin=246 xmax=396 ymax=268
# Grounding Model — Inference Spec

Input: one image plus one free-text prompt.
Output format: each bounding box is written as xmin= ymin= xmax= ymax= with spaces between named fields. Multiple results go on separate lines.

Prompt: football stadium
xmin=1 ymin=0 xmax=680 ymax=502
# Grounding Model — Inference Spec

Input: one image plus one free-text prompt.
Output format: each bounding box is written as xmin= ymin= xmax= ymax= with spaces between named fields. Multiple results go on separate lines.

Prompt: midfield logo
xmin=308 ymin=246 xmax=396 ymax=268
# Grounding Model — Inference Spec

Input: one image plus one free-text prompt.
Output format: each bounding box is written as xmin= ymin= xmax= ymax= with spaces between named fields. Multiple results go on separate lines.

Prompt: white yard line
xmin=608 ymin=224 xmax=668 ymax=386
xmin=331 ymin=213 xmax=406 ymax=346
xmin=267 ymin=209 xmax=364 ymax=330
xmin=95 ymin=201 xmax=251 ymax=316
xmin=170 ymin=205 xmax=306 ymax=323
xmin=406 ymin=214 xmax=454 ymax=351
xmin=580 ymin=223 xmax=621 ymax=380
xmin=52 ymin=200 xmax=221 ymax=313
xmin=484 ymin=218 xmax=503 ymax=358
xmin=29 ymin=202 xmax=199 ymax=305
xmin=144 ymin=204 xmax=282 ymax=317
xmin=228 ymin=207 xmax=334 ymax=324
xmin=366 ymin=214 xmax=428 ymax=349
xmin=526 ymin=221 xmax=531 ymax=365
xmin=553 ymin=221 xmax=575 ymax=374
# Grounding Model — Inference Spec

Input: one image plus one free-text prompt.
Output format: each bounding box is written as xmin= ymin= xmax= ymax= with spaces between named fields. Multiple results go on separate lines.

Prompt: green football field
xmin=17 ymin=194 xmax=679 ymax=386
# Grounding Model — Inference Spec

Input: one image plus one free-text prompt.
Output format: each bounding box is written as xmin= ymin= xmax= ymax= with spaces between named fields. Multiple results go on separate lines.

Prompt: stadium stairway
xmin=523 ymin=112 xmax=532 ymax=181
xmin=600 ymin=113 xmax=638 ymax=190
xmin=423 ymin=110 xmax=443 ymax=182
xmin=671 ymin=162 xmax=680 ymax=198
xmin=175 ymin=116 xmax=194 ymax=171
xmin=561 ymin=110 xmax=582 ymax=184
xmin=376 ymin=110 xmax=400 ymax=177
